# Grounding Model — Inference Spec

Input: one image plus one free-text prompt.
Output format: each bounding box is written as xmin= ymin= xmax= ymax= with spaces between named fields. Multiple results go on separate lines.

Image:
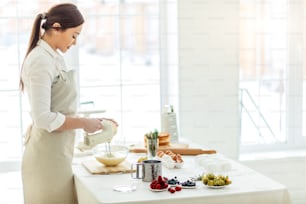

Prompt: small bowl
xmin=160 ymin=154 xmax=184 ymax=169
xmin=93 ymin=144 xmax=129 ymax=167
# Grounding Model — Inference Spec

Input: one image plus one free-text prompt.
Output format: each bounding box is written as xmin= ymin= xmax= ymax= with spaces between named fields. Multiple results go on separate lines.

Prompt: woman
xmin=20 ymin=3 xmax=116 ymax=204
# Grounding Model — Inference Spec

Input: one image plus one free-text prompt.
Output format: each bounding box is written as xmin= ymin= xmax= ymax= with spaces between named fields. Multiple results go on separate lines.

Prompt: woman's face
xmin=56 ymin=24 xmax=83 ymax=53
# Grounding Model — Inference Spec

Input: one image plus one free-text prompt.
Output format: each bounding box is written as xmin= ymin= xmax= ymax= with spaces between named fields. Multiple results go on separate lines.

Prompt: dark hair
xmin=20 ymin=3 xmax=84 ymax=91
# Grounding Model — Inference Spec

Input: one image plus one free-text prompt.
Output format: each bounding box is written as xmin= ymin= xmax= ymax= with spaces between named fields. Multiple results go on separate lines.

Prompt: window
xmin=239 ymin=0 xmax=306 ymax=151
xmin=0 ymin=0 xmax=177 ymax=162
xmin=76 ymin=0 xmax=162 ymax=143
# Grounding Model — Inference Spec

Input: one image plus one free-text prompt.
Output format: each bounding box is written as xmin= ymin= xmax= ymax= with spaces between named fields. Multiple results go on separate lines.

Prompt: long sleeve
xmin=22 ymin=41 xmax=66 ymax=132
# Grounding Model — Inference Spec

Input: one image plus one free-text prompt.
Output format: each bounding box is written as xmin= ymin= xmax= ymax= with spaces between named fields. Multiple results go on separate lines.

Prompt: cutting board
xmin=129 ymin=143 xmax=216 ymax=155
xmin=82 ymin=159 xmax=135 ymax=174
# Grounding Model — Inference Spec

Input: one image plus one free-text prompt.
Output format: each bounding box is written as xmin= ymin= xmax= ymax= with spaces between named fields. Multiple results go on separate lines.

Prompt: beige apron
xmin=22 ymin=69 xmax=78 ymax=204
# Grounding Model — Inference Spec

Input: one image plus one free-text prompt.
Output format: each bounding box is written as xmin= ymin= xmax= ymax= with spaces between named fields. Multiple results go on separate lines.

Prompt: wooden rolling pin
xmin=129 ymin=147 xmax=216 ymax=155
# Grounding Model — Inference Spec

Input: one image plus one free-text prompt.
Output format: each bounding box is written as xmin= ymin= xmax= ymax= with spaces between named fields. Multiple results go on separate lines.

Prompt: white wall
xmin=177 ymin=0 xmax=240 ymax=159
xmin=177 ymin=1 xmax=305 ymax=203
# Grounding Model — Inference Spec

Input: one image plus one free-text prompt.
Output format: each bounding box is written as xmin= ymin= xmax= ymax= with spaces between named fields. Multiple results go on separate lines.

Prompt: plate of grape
xmin=205 ymin=184 xmax=227 ymax=189
xmin=202 ymin=173 xmax=232 ymax=189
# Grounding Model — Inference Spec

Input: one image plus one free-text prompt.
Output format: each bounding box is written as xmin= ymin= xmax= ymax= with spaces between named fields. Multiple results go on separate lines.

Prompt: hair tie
xmin=41 ymin=12 xmax=47 ymax=20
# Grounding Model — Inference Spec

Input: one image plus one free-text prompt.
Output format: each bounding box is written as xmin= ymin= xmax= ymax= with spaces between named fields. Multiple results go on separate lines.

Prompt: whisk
xmin=105 ymin=141 xmax=112 ymax=157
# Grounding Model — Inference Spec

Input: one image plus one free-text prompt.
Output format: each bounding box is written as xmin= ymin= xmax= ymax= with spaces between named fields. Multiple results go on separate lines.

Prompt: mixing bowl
xmin=93 ymin=144 xmax=129 ymax=167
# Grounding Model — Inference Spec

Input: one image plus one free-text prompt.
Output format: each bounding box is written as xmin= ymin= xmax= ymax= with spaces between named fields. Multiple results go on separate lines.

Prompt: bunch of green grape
xmin=202 ymin=173 xmax=232 ymax=186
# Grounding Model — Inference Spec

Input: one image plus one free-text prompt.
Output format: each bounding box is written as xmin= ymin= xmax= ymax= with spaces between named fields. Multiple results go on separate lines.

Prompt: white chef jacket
xmin=22 ymin=39 xmax=67 ymax=132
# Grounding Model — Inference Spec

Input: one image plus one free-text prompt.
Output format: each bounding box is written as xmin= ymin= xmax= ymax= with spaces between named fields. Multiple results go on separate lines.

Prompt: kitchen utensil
xmin=131 ymin=160 xmax=162 ymax=182
xmin=161 ymin=105 xmax=178 ymax=143
xmin=76 ymin=109 xmax=117 ymax=151
xmin=93 ymin=144 xmax=129 ymax=167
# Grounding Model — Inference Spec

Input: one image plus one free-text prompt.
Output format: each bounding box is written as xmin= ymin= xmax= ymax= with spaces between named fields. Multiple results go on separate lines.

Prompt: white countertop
xmin=72 ymin=152 xmax=292 ymax=204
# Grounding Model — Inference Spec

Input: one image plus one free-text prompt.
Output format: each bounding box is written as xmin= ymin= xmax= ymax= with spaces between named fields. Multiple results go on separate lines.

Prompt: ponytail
xmin=19 ymin=13 xmax=45 ymax=91
xmin=25 ymin=13 xmax=46 ymax=57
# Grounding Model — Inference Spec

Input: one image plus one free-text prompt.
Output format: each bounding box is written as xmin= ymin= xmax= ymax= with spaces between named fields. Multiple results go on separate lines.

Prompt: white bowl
xmin=93 ymin=144 xmax=129 ymax=167
xmin=195 ymin=154 xmax=231 ymax=173
xmin=160 ymin=155 xmax=184 ymax=169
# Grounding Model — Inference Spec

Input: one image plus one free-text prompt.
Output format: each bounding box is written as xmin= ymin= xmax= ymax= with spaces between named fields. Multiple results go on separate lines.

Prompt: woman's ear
xmin=52 ymin=22 xmax=61 ymax=31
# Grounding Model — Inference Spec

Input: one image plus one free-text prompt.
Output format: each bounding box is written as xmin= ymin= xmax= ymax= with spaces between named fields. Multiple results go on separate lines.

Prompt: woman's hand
xmin=83 ymin=118 xmax=103 ymax=133
xmin=82 ymin=118 xmax=118 ymax=133
xmin=99 ymin=118 xmax=119 ymax=127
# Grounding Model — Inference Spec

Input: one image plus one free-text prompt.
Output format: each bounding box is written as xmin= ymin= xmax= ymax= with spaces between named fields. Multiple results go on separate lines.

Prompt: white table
xmin=73 ymin=153 xmax=292 ymax=204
